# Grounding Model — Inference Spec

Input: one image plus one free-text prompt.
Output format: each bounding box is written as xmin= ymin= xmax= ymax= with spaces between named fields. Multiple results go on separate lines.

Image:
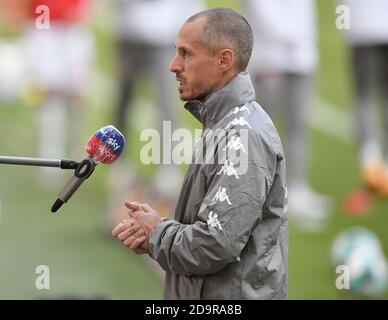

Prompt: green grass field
xmin=1 ymin=0 xmax=388 ymax=299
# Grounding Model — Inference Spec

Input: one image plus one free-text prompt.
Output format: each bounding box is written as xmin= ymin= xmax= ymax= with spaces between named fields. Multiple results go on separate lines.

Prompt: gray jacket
xmin=149 ymin=72 xmax=288 ymax=299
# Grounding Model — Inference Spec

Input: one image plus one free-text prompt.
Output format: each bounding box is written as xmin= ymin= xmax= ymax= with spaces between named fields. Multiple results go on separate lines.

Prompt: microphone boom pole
xmin=0 ymin=156 xmax=80 ymax=170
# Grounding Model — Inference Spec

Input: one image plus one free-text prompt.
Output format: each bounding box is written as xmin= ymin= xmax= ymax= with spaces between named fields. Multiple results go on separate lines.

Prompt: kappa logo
xmin=207 ymin=211 xmax=223 ymax=230
xmin=217 ymin=160 xmax=240 ymax=179
xmin=212 ymin=186 xmax=232 ymax=205
xmin=222 ymin=136 xmax=247 ymax=153
xmin=225 ymin=117 xmax=252 ymax=129
xmin=227 ymin=106 xmax=250 ymax=118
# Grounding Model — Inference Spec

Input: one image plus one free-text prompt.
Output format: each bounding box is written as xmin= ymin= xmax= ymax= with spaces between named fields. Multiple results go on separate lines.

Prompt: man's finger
xmin=123 ymin=228 xmax=145 ymax=246
xmin=125 ymin=201 xmax=153 ymax=213
xmin=112 ymin=221 xmax=130 ymax=237
xmin=117 ymin=224 xmax=140 ymax=240
xmin=129 ymin=235 xmax=147 ymax=249
xmin=125 ymin=201 xmax=142 ymax=211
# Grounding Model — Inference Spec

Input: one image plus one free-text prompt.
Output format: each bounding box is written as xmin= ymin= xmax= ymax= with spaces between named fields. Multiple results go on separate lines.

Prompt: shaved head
xmin=186 ymin=8 xmax=253 ymax=72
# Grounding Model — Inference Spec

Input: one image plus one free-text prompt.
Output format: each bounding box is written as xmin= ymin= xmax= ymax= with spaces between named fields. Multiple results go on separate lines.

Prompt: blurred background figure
xmin=0 ymin=0 xmax=38 ymax=223
xmin=0 ymin=1 xmax=28 ymax=103
xmin=27 ymin=0 xmax=95 ymax=185
xmin=243 ymin=0 xmax=332 ymax=228
xmin=339 ymin=0 xmax=388 ymax=196
xmin=103 ymin=0 xmax=205 ymax=231
xmin=1 ymin=0 xmax=95 ymax=186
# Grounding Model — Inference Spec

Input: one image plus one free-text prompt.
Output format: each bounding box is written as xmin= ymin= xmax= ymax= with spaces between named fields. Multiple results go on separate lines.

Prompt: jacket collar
xmin=184 ymin=71 xmax=256 ymax=129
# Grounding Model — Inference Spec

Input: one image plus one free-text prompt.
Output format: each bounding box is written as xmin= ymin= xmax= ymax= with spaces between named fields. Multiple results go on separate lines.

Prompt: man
xmin=339 ymin=0 xmax=388 ymax=195
xmin=112 ymin=8 xmax=288 ymax=300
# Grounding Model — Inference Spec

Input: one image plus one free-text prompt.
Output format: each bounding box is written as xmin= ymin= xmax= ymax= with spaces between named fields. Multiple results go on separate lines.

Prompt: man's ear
xmin=218 ymin=49 xmax=235 ymax=72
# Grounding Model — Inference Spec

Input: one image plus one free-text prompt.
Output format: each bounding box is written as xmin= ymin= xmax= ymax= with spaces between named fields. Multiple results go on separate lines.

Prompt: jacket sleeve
xmin=148 ymin=128 xmax=276 ymax=276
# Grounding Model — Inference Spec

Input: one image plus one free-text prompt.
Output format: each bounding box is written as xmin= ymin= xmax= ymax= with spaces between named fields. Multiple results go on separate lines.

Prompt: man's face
xmin=169 ymin=18 xmax=222 ymax=101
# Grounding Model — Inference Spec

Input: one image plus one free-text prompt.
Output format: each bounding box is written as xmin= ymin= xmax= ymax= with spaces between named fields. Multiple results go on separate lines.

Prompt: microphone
xmin=51 ymin=125 xmax=125 ymax=213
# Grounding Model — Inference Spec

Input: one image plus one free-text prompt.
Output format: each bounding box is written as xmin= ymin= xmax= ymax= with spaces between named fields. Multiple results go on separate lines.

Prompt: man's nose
xmin=169 ymin=54 xmax=182 ymax=73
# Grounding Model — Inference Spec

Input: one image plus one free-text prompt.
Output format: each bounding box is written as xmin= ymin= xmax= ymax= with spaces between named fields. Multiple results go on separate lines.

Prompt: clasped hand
xmin=112 ymin=201 xmax=162 ymax=254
